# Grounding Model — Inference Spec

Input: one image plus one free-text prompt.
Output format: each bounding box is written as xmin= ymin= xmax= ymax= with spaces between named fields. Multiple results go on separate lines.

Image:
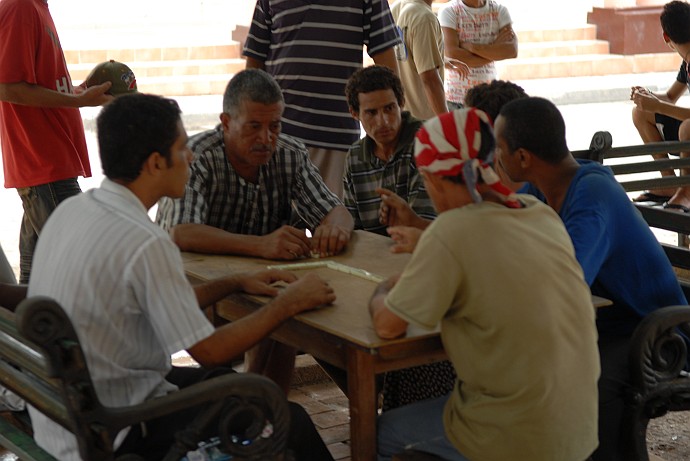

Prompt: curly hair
xmin=345 ymin=65 xmax=405 ymax=112
xmin=464 ymin=80 xmax=528 ymax=121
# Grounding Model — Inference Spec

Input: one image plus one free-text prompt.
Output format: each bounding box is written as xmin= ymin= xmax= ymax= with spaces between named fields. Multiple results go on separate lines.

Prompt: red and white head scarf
xmin=414 ymin=108 xmax=521 ymax=208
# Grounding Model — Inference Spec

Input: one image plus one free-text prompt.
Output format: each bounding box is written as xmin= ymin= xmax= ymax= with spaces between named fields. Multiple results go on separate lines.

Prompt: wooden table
xmin=183 ymin=230 xmax=446 ymax=461
xmin=183 ymin=230 xmax=612 ymax=461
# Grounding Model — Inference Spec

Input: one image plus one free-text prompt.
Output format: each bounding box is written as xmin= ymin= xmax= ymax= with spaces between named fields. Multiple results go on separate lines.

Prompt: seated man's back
xmin=372 ymin=109 xmax=599 ymax=461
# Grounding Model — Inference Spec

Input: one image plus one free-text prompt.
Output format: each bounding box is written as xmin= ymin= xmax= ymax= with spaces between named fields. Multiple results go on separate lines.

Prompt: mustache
xmin=250 ymin=144 xmax=272 ymax=152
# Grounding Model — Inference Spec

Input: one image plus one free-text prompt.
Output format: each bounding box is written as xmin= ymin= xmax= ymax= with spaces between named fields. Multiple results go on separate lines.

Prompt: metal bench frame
xmin=0 ymin=296 xmax=290 ymax=461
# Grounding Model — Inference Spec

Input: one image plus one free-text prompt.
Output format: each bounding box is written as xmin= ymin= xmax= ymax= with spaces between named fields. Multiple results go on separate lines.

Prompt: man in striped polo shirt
xmin=243 ymin=0 xmax=401 ymax=198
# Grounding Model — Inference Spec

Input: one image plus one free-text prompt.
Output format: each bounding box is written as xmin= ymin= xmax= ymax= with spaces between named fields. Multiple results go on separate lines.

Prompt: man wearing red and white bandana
xmin=369 ymin=108 xmax=599 ymax=461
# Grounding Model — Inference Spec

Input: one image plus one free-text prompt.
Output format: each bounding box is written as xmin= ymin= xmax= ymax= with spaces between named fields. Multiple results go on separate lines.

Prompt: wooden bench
xmin=574 ymin=133 xmax=690 ymax=461
xmin=0 ymin=296 xmax=290 ymax=461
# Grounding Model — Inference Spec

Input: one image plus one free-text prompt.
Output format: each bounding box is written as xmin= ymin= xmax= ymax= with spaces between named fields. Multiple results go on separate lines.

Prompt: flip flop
xmin=633 ymin=192 xmax=673 ymax=203
xmin=662 ymin=202 xmax=690 ymax=213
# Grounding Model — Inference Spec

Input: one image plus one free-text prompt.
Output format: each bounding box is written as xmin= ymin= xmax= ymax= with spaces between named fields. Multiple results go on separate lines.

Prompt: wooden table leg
xmin=347 ymin=346 xmax=378 ymax=461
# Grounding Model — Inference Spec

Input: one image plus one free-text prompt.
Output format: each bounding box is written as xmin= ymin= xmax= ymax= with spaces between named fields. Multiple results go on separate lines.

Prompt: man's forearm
xmin=420 ymin=68 xmax=448 ymax=115
xmin=372 ymin=48 xmax=400 ymax=75
xmin=188 ymin=296 xmax=296 ymax=368
xmin=368 ymin=276 xmax=408 ymax=339
xmin=193 ymin=275 xmax=244 ymax=309
xmin=0 ymin=82 xmax=80 ymax=107
xmin=463 ymin=41 xmax=517 ymax=61
xmin=321 ymin=205 xmax=355 ymax=234
xmin=649 ymin=99 xmax=690 ymax=121
xmin=445 ymin=47 xmax=491 ymax=68
xmin=244 ymin=55 xmax=266 ymax=70
xmin=170 ymin=223 xmax=264 ymax=256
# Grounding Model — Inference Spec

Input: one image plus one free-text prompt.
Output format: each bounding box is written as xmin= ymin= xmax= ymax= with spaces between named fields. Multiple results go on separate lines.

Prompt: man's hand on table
xmin=311 ymin=223 xmax=352 ymax=257
xmin=238 ymin=269 xmax=298 ymax=296
xmin=259 ymin=225 xmax=312 ymax=260
xmin=277 ymin=272 xmax=336 ymax=315
xmin=387 ymin=226 xmax=423 ymax=254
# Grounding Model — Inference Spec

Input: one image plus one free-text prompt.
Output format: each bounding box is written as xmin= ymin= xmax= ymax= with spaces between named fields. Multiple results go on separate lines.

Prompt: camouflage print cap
xmin=85 ymin=60 xmax=137 ymax=96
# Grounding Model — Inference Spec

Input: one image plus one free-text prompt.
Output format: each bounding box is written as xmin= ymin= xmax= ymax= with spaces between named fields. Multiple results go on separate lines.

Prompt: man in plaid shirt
xmin=156 ymin=69 xmax=354 ymax=392
xmin=157 ymin=70 xmax=354 ymax=261
xmin=343 ymin=66 xmax=436 ymax=237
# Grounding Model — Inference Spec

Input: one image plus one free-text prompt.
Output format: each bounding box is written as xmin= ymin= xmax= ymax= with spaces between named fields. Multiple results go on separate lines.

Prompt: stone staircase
xmin=497 ymin=25 xmax=678 ymax=80
xmin=62 ymin=24 xmax=680 ymax=97
xmin=64 ymin=42 xmax=245 ymax=97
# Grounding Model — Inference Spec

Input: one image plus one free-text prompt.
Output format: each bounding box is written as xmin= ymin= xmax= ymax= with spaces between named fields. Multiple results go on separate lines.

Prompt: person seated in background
xmin=343 ymin=65 xmax=436 ymax=236
xmin=343 ymin=66 xmax=455 ymax=410
xmin=631 ymin=0 xmax=690 ymax=209
xmin=27 ymin=93 xmax=335 ymax=461
xmin=156 ymin=69 xmax=354 ymax=261
xmin=495 ymin=96 xmax=688 ymax=461
xmin=370 ymin=108 xmax=600 ymax=461
xmin=464 ymin=79 xmax=528 ymax=192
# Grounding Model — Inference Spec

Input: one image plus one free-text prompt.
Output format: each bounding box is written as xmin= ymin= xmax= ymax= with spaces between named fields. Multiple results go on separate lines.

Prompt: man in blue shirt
xmin=494 ymin=96 xmax=687 ymax=461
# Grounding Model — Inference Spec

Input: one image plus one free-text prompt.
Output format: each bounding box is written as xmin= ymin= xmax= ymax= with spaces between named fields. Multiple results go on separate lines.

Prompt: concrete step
xmin=63 ymin=43 xmax=241 ymax=65
xmin=516 ymin=25 xmax=597 ymax=42
xmin=64 ymin=43 xmax=245 ymax=96
xmin=518 ymin=39 xmax=610 ymax=59
xmin=498 ymin=52 xmax=679 ymax=80
xmin=69 ymin=58 xmax=245 ymax=81
xmin=134 ymin=74 xmax=236 ymax=97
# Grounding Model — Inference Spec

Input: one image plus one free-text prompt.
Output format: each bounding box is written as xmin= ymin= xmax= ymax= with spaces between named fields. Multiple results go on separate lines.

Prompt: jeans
xmin=16 ymin=178 xmax=81 ymax=283
xmin=377 ymin=394 xmax=469 ymax=461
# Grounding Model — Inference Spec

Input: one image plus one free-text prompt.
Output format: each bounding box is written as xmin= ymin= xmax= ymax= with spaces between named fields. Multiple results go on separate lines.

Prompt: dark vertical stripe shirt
xmin=243 ymin=0 xmax=401 ymax=151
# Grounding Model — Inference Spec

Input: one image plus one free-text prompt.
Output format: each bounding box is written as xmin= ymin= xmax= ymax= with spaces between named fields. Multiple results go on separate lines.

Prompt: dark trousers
xmin=591 ymin=335 xmax=631 ymax=461
xmin=115 ymin=367 xmax=334 ymax=461
xmin=16 ymin=178 xmax=81 ymax=283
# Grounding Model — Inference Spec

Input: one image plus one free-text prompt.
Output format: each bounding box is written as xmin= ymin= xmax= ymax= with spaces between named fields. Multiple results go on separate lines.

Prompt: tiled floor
xmin=288 ymin=379 xmax=351 ymax=460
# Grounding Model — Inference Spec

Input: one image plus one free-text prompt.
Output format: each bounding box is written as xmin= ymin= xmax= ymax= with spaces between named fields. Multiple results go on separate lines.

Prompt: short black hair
xmin=97 ymin=93 xmax=182 ymax=182
xmin=498 ymin=97 xmax=569 ymax=164
xmin=345 ymin=65 xmax=405 ymax=112
xmin=223 ymin=69 xmax=283 ymax=116
xmin=661 ymin=1 xmax=690 ymax=44
xmin=464 ymin=80 xmax=528 ymax=121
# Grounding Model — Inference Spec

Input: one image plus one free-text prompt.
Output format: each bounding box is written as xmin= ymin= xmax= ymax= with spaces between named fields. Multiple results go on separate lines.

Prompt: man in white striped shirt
xmin=27 ymin=93 xmax=336 ymax=461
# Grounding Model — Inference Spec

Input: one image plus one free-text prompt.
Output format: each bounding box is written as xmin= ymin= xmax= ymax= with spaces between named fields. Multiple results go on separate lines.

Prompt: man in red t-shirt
xmin=0 ymin=0 xmax=112 ymax=282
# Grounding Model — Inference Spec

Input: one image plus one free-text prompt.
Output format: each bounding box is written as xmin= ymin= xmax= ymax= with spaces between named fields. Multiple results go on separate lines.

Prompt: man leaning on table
xmin=26 ymin=93 xmax=335 ymax=461
xmin=370 ymin=108 xmax=600 ymax=461
xmin=156 ymin=69 xmax=354 ymax=394
xmin=495 ymin=96 xmax=688 ymax=461
xmin=156 ymin=69 xmax=354 ymax=260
